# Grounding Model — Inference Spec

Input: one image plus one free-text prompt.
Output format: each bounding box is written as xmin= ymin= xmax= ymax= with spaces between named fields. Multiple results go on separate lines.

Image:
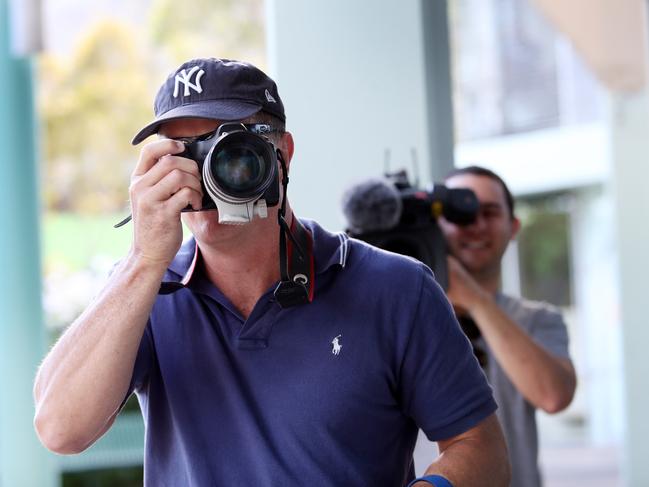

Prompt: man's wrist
xmin=407 ymin=474 xmax=454 ymax=487
xmin=125 ymin=247 xmax=172 ymax=276
xmin=466 ymin=287 xmax=495 ymax=316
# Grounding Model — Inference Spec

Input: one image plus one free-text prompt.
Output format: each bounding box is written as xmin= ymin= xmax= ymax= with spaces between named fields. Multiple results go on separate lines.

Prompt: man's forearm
xmin=470 ymin=294 xmax=576 ymax=412
xmin=33 ymin=251 xmax=165 ymax=453
xmin=416 ymin=415 xmax=510 ymax=487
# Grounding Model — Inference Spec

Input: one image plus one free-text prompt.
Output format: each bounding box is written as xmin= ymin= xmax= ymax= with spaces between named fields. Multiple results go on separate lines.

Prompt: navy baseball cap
xmin=132 ymin=58 xmax=285 ymax=145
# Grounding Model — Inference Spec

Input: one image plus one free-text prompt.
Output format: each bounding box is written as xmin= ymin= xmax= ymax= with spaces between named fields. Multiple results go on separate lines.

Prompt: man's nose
xmin=464 ymin=211 xmax=488 ymax=232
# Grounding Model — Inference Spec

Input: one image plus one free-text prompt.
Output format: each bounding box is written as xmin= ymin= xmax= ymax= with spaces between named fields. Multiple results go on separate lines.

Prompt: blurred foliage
xmin=39 ymin=21 xmax=152 ymax=213
xmin=42 ymin=212 xmax=132 ymax=273
xmin=62 ymin=466 xmax=143 ymax=487
xmin=42 ymin=213 xmax=131 ymax=332
xmin=517 ymin=199 xmax=572 ymax=307
xmin=122 ymin=394 xmax=141 ymax=413
xmin=148 ymin=0 xmax=266 ymax=69
xmin=38 ymin=0 xmax=265 ymax=214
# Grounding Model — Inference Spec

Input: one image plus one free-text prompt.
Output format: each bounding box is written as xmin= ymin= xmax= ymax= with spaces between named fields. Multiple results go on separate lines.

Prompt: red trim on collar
xmin=307 ymin=231 xmax=315 ymax=301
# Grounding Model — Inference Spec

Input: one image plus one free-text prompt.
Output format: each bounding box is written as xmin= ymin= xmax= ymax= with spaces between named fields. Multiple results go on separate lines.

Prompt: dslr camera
xmin=342 ymin=169 xmax=479 ymax=290
xmin=179 ymin=122 xmax=281 ymax=224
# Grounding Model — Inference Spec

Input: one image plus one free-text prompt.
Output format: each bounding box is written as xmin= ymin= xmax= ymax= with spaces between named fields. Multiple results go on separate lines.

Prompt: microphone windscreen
xmin=341 ymin=178 xmax=403 ymax=234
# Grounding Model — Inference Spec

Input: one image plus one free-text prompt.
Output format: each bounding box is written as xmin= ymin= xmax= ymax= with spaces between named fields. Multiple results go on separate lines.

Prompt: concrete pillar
xmin=0 ymin=0 xmax=56 ymax=485
xmin=420 ymin=0 xmax=455 ymax=180
xmin=266 ymin=0 xmax=455 ymax=231
xmin=570 ymin=187 xmax=624 ymax=445
xmin=611 ymin=88 xmax=649 ymax=487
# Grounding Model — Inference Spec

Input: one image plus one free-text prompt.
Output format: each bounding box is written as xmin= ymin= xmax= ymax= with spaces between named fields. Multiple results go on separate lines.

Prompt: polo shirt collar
xmin=166 ymin=238 xmax=200 ymax=285
xmin=300 ymin=218 xmax=350 ymax=274
xmin=160 ymin=218 xmax=350 ymax=296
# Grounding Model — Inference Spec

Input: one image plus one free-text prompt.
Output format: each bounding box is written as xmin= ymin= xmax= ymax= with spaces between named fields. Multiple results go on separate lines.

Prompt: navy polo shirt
xmin=127 ymin=219 xmax=496 ymax=486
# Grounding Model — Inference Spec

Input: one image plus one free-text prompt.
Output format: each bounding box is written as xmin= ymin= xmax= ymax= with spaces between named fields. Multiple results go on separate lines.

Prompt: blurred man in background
xmin=439 ymin=165 xmax=577 ymax=487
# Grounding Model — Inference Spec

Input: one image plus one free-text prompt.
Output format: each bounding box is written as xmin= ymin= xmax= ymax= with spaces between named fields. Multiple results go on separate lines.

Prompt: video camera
xmin=342 ymin=169 xmax=479 ymax=290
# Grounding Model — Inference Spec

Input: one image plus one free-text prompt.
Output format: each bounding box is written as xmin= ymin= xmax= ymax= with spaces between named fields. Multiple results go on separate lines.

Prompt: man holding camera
xmin=439 ymin=166 xmax=577 ymax=487
xmin=33 ymin=58 xmax=509 ymax=486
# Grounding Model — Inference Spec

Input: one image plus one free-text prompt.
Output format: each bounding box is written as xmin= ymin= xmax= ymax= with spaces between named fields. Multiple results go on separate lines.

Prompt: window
xmin=516 ymin=194 xmax=573 ymax=307
xmin=449 ymin=0 xmax=604 ymax=141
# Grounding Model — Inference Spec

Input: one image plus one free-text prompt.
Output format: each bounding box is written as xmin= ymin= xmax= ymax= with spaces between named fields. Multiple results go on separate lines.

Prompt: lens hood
xmin=203 ymin=128 xmax=277 ymax=204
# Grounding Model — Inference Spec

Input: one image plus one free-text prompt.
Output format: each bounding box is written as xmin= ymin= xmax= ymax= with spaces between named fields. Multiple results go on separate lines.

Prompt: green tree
xmin=39 ymin=21 xmax=154 ymax=213
xmin=38 ymin=1 xmax=267 ymax=214
xmin=148 ymin=0 xmax=266 ymax=69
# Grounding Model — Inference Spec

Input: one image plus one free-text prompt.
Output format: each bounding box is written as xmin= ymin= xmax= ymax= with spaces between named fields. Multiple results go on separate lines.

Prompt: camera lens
xmin=202 ymin=130 xmax=276 ymax=203
xmin=214 ymin=145 xmax=265 ymax=193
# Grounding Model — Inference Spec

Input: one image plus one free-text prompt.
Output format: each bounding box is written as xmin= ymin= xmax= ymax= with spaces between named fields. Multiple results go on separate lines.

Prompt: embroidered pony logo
xmin=331 ymin=335 xmax=342 ymax=356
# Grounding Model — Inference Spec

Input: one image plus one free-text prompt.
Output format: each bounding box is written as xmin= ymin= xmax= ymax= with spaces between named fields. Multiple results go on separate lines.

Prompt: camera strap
xmin=274 ymin=151 xmax=314 ymax=308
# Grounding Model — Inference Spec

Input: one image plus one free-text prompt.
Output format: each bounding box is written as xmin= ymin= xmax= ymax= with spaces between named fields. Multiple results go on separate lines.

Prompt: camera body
xmin=345 ymin=170 xmax=479 ymax=290
xmin=179 ymin=123 xmax=280 ymax=224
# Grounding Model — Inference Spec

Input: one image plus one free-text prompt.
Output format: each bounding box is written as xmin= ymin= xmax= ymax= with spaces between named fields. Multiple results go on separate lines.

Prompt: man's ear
xmin=279 ymin=131 xmax=295 ymax=170
xmin=510 ymin=216 xmax=521 ymax=240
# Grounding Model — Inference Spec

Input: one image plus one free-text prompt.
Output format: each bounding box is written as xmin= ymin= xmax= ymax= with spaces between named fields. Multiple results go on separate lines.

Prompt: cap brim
xmin=131 ymin=99 xmax=263 ymax=145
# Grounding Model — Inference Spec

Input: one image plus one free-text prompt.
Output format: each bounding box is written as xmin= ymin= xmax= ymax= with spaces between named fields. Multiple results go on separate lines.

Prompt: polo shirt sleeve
xmin=529 ymin=305 xmax=571 ymax=360
xmin=120 ymin=321 xmax=154 ymax=406
xmin=398 ymin=264 xmax=497 ymax=441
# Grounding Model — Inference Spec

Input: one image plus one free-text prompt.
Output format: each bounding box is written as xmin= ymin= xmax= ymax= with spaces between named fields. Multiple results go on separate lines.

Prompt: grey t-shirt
xmin=480 ymin=293 xmax=572 ymax=487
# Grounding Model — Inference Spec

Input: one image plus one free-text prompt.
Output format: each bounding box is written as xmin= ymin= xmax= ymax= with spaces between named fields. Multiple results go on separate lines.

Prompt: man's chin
xmin=183 ymin=210 xmax=224 ymax=236
xmin=456 ymin=253 xmax=492 ymax=275
xmin=182 ymin=208 xmax=219 ymax=223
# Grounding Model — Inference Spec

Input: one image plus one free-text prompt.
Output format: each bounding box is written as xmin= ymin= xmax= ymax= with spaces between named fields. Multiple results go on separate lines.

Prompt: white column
xmin=610 ymin=88 xmax=649 ymax=487
xmin=570 ymin=187 xmax=624 ymax=444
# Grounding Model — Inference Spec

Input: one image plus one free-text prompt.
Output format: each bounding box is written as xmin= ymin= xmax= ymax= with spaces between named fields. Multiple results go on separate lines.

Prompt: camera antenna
xmin=383 ymin=148 xmax=391 ymax=174
xmin=411 ymin=148 xmax=420 ymax=187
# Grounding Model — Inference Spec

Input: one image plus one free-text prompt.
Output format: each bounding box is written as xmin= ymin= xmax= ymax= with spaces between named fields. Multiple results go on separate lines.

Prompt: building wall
xmin=266 ymin=0 xmax=436 ymax=231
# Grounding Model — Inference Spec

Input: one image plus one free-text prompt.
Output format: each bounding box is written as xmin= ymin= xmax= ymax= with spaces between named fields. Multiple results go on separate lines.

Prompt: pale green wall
xmin=266 ymin=0 xmax=454 ymax=231
xmin=0 ymin=0 xmax=56 ymax=485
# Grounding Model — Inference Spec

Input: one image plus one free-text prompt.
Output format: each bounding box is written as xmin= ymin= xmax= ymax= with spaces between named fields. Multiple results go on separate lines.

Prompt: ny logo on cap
xmin=173 ymin=66 xmax=205 ymax=98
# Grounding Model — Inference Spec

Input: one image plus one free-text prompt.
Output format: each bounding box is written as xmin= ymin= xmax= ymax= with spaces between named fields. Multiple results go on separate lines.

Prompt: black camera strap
xmin=273 ymin=150 xmax=314 ymax=308
xmin=114 ymin=214 xmax=132 ymax=228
